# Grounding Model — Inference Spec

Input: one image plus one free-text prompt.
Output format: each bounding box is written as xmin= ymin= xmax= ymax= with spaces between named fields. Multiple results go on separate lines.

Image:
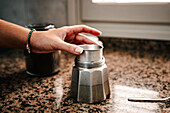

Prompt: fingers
xmin=75 ymin=34 xmax=99 ymax=45
xmin=66 ymin=25 xmax=102 ymax=36
xmin=58 ymin=41 xmax=83 ymax=55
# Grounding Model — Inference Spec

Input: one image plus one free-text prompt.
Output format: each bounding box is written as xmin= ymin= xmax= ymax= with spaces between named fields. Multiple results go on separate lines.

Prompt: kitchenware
xmin=128 ymin=97 xmax=170 ymax=103
xmin=71 ymin=44 xmax=110 ymax=103
xmin=25 ymin=23 xmax=60 ymax=76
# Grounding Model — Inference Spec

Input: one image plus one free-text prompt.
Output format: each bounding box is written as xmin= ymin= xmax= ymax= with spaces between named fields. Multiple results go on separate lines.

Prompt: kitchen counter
xmin=0 ymin=48 xmax=169 ymax=113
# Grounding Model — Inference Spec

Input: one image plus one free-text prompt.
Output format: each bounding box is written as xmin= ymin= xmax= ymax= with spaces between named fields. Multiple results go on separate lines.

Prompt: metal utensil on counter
xmin=71 ymin=44 xmax=110 ymax=103
xmin=128 ymin=97 xmax=170 ymax=103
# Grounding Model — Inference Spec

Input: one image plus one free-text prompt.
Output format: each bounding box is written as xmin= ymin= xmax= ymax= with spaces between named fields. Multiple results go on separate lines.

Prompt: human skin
xmin=0 ymin=19 xmax=101 ymax=55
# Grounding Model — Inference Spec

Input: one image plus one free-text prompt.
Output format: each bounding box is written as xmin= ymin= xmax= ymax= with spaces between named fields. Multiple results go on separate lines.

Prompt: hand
xmin=30 ymin=25 xmax=101 ymax=54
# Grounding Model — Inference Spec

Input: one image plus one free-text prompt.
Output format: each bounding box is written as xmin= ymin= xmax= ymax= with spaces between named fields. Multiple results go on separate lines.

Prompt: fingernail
xmin=99 ymin=31 xmax=102 ymax=35
xmin=99 ymin=43 xmax=103 ymax=48
xmin=75 ymin=47 xmax=83 ymax=54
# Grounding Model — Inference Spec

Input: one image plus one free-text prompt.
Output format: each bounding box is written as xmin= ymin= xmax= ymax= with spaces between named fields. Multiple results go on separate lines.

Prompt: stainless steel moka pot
xmin=71 ymin=44 xmax=110 ymax=103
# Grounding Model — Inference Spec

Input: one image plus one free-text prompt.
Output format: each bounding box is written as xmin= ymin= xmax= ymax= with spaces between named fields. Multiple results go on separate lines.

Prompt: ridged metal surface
xmin=71 ymin=44 xmax=110 ymax=103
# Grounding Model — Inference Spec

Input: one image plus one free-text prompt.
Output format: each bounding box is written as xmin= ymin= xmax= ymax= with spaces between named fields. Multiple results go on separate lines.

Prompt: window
xmin=92 ymin=0 xmax=170 ymax=3
xmin=68 ymin=0 xmax=170 ymax=40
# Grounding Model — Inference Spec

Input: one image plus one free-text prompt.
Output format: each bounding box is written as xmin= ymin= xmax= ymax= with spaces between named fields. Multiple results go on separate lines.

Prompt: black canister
xmin=25 ymin=24 xmax=60 ymax=76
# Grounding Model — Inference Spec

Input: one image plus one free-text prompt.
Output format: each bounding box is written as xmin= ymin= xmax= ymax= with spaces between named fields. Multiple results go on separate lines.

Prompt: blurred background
xmin=0 ymin=0 xmax=170 ymax=52
xmin=0 ymin=0 xmax=67 ymax=27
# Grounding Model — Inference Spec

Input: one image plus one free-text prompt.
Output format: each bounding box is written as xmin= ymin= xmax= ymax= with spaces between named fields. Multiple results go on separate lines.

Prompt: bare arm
xmin=0 ymin=19 xmax=101 ymax=54
xmin=0 ymin=19 xmax=30 ymax=49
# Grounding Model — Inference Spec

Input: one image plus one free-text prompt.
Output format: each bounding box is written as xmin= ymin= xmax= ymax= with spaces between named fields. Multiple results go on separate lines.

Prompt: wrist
xmin=29 ymin=31 xmax=42 ymax=53
xmin=26 ymin=29 xmax=36 ymax=54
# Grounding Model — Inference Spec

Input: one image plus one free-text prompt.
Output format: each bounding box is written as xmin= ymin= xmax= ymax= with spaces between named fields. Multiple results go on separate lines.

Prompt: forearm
xmin=0 ymin=20 xmax=101 ymax=54
xmin=0 ymin=19 xmax=30 ymax=49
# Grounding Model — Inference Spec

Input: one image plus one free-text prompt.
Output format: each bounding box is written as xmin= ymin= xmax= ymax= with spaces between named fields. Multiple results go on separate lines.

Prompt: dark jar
xmin=25 ymin=23 xmax=60 ymax=76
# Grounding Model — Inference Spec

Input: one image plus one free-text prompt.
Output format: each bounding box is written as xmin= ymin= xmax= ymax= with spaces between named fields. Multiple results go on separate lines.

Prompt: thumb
xmin=59 ymin=42 xmax=83 ymax=55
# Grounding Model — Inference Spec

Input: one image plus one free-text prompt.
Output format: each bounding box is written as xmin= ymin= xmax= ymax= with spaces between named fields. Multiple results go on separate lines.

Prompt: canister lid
xmin=26 ymin=23 xmax=55 ymax=31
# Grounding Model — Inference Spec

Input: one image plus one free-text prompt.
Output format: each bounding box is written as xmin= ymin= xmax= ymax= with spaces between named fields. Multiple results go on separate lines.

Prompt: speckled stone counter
xmin=0 ymin=47 xmax=169 ymax=112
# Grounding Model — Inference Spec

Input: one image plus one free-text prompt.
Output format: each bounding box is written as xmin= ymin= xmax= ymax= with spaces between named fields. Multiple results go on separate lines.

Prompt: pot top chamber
xmin=75 ymin=44 xmax=104 ymax=68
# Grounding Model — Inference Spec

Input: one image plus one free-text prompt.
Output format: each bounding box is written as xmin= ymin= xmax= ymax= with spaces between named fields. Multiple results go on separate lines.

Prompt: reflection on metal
xmin=113 ymin=85 xmax=159 ymax=113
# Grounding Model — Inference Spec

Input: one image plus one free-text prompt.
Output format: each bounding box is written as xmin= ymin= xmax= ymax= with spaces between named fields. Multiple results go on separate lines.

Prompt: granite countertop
xmin=0 ymin=48 xmax=169 ymax=113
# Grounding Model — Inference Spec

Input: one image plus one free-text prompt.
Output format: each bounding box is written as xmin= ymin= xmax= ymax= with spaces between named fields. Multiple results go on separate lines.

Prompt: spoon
xmin=128 ymin=97 xmax=170 ymax=103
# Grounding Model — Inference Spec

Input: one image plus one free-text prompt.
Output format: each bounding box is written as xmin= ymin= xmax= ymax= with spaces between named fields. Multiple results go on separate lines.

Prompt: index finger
xmin=67 ymin=25 xmax=102 ymax=36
